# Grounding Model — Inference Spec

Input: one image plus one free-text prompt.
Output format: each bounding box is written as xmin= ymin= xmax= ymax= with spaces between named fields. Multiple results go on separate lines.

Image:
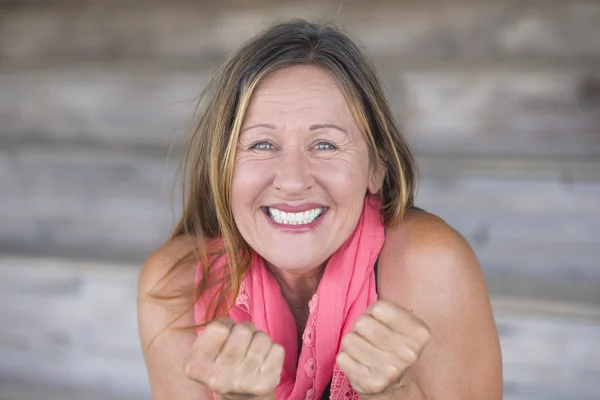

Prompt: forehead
xmin=245 ymin=65 xmax=354 ymax=121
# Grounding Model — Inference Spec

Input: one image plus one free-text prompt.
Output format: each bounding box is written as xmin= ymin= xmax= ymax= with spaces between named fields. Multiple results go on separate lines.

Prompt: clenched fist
xmin=184 ymin=317 xmax=285 ymax=400
xmin=337 ymin=300 xmax=431 ymax=398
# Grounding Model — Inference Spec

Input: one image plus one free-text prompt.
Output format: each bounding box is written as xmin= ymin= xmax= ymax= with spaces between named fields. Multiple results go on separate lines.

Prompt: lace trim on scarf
xmin=330 ymin=365 xmax=359 ymax=399
xmin=235 ymin=280 xmax=251 ymax=315
xmin=234 ymin=284 xmax=357 ymax=399
xmin=302 ymin=293 xmax=319 ymax=399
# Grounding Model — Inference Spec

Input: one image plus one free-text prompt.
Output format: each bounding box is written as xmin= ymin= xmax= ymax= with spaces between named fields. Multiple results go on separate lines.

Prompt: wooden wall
xmin=0 ymin=1 xmax=599 ymax=399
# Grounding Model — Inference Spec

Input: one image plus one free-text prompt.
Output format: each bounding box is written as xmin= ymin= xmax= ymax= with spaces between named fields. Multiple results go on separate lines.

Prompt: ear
xmin=367 ymin=161 xmax=385 ymax=195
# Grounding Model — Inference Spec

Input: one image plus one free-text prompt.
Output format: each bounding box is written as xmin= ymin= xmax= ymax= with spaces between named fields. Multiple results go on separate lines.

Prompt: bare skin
xmin=138 ymin=210 xmax=502 ymax=399
xmin=138 ymin=65 xmax=502 ymax=399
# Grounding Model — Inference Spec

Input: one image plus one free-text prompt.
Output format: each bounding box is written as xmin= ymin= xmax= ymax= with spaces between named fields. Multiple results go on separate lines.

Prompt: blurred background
xmin=0 ymin=0 xmax=599 ymax=399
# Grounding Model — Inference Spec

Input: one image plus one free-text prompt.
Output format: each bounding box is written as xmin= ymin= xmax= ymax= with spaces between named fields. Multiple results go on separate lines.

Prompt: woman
xmin=138 ymin=20 xmax=502 ymax=400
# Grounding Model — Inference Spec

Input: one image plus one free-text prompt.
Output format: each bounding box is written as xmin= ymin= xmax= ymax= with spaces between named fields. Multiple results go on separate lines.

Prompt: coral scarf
xmin=195 ymin=198 xmax=385 ymax=400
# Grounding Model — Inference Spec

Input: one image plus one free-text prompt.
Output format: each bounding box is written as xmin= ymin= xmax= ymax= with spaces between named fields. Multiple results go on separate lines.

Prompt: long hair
xmin=163 ymin=19 xmax=418 ymax=325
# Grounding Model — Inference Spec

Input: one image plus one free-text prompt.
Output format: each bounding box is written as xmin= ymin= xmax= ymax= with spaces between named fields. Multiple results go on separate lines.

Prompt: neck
xmin=266 ymin=262 xmax=326 ymax=306
xmin=266 ymin=261 xmax=327 ymax=354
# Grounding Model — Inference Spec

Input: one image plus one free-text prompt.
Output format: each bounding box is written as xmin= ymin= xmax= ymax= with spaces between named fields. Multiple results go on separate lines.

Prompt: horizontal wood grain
xmin=1 ymin=148 xmax=599 ymax=287
xmin=1 ymin=1 xmax=599 ymax=398
xmin=2 ymin=64 xmax=599 ymax=156
xmin=1 ymin=256 xmax=599 ymax=400
xmin=0 ymin=257 xmax=148 ymax=395
xmin=0 ymin=1 xmax=599 ymax=64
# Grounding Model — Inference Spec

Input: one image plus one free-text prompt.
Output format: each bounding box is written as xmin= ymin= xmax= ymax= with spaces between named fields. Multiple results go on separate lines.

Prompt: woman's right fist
xmin=184 ymin=317 xmax=285 ymax=400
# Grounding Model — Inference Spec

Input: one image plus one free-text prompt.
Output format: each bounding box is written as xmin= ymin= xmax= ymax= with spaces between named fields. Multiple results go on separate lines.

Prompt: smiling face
xmin=230 ymin=65 xmax=382 ymax=273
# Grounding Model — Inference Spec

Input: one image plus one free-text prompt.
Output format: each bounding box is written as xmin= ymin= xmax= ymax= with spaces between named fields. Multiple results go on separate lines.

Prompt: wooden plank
xmin=0 ymin=257 xmax=149 ymax=395
xmin=0 ymin=379 xmax=147 ymax=400
xmin=1 ymin=256 xmax=599 ymax=400
xmin=497 ymin=311 xmax=600 ymax=400
xmin=417 ymin=154 xmax=600 ymax=181
xmin=1 ymin=148 xmax=599 ymax=287
xmin=416 ymin=175 xmax=600 ymax=294
xmin=0 ymin=68 xmax=206 ymax=150
xmin=1 ymin=1 xmax=599 ymax=64
xmin=393 ymin=69 xmax=600 ymax=156
xmin=0 ymin=149 xmax=176 ymax=261
xmin=1 ymin=65 xmax=599 ymax=156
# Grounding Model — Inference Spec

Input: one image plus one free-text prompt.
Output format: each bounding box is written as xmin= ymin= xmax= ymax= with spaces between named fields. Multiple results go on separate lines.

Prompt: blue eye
xmin=315 ymin=142 xmax=337 ymax=151
xmin=251 ymin=141 xmax=274 ymax=151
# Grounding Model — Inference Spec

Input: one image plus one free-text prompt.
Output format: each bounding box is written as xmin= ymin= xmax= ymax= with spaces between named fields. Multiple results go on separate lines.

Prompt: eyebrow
xmin=240 ymin=123 xmax=276 ymax=133
xmin=309 ymin=123 xmax=348 ymax=135
xmin=240 ymin=123 xmax=348 ymax=134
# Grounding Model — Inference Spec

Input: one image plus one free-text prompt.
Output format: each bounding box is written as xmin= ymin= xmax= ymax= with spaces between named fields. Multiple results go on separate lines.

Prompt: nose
xmin=273 ymin=147 xmax=314 ymax=195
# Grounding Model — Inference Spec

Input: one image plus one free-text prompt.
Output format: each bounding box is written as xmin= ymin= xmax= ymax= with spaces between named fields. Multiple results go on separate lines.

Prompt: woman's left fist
xmin=336 ymin=300 xmax=431 ymax=397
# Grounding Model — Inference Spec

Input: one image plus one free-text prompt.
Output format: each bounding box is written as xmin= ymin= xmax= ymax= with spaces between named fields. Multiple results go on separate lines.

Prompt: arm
xmin=378 ymin=210 xmax=503 ymax=400
xmin=137 ymin=235 xmax=214 ymax=400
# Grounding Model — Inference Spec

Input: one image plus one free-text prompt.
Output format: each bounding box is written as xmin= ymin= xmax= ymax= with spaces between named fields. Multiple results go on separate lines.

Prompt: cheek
xmin=313 ymin=158 xmax=370 ymax=196
xmin=231 ymin=158 xmax=273 ymax=207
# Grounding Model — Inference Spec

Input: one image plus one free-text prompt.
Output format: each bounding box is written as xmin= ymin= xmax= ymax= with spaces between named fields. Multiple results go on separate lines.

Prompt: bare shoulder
xmin=138 ymin=234 xmax=199 ymax=301
xmin=137 ymin=235 xmax=213 ymax=400
xmin=379 ymin=209 xmax=481 ymax=301
xmin=378 ymin=209 xmax=503 ymax=400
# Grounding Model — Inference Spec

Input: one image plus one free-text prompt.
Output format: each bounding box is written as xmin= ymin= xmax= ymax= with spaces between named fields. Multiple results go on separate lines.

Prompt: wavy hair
xmin=163 ymin=19 xmax=417 ymax=325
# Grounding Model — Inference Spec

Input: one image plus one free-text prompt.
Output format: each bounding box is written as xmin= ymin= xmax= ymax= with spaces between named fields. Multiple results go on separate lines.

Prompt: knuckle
xmin=402 ymin=346 xmax=418 ymax=364
xmin=372 ymin=299 xmax=391 ymax=314
xmin=206 ymin=320 xmax=232 ymax=337
xmin=340 ymin=336 xmax=351 ymax=350
xmin=271 ymin=342 xmax=285 ymax=356
xmin=231 ymin=323 xmax=253 ymax=339
xmin=247 ymin=333 xmax=273 ymax=360
xmin=207 ymin=374 xmax=227 ymax=393
xmin=183 ymin=359 xmax=197 ymax=380
xmin=341 ymin=332 xmax=357 ymax=348
xmin=270 ymin=343 xmax=286 ymax=362
xmin=371 ymin=376 xmax=389 ymax=393
xmin=246 ymin=346 xmax=266 ymax=362
xmin=254 ymin=330 xmax=269 ymax=338
xmin=354 ymin=315 xmax=371 ymax=333
xmin=383 ymin=356 xmax=403 ymax=378
xmin=231 ymin=378 xmax=247 ymax=394
xmin=253 ymin=330 xmax=273 ymax=346
xmin=415 ymin=325 xmax=431 ymax=343
xmin=241 ymin=320 xmax=257 ymax=331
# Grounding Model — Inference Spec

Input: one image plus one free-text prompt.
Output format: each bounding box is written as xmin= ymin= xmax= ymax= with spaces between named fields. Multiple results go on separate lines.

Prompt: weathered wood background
xmin=0 ymin=1 xmax=599 ymax=399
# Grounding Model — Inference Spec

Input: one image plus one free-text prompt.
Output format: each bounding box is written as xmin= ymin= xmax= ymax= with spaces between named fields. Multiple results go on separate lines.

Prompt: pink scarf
xmin=195 ymin=198 xmax=385 ymax=400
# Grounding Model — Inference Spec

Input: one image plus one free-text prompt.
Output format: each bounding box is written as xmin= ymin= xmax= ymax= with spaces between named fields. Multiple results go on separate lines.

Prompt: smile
xmin=265 ymin=207 xmax=324 ymax=225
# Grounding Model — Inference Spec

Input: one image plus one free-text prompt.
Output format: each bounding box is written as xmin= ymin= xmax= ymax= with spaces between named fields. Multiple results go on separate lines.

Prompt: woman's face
xmin=231 ymin=65 xmax=382 ymax=273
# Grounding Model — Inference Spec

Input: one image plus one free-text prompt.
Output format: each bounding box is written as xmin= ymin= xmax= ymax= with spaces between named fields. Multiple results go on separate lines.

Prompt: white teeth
xmin=267 ymin=207 xmax=324 ymax=225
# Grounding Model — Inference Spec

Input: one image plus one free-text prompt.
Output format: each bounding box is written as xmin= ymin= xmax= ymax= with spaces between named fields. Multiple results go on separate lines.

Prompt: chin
xmin=260 ymin=249 xmax=328 ymax=272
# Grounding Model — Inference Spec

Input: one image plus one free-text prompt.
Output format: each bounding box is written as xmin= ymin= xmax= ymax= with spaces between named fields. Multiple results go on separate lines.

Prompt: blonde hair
xmin=166 ymin=19 xmax=418 ymax=324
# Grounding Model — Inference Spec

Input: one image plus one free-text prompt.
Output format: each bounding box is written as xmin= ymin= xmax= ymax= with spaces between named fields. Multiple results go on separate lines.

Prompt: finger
xmin=259 ymin=342 xmax=285 ymax=380
xmin=335 ymin=351 xmax=372 ymax=393
xmin=237 ymin=333 xmax=282 ymax=396
xmin=239 ymin=331 xmax=274 ymax=373
xmin=353 ymin=314 xmax=398 ymax=353
xmin=240 ymin=320 xmax=258 ymax=333
xmin=368 ymin=300 xmax=431 ymax=345
xmin=215 ymin=323 xmax=254 ymax=366
xmin=341 ymin=331 xmax=386 ymax=370
xmin=195 ymin=317 xmax=236 ymax=361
